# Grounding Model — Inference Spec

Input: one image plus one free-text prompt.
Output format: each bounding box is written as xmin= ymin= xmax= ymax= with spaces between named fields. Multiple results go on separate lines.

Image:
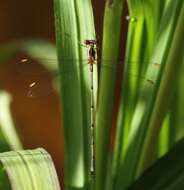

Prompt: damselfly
xmin=14 ymin=39 xmax=160 ymax=178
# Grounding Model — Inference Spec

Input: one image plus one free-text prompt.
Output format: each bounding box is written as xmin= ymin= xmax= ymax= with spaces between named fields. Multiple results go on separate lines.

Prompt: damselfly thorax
xmin=84 ymin=39 xmax=98 ymax=65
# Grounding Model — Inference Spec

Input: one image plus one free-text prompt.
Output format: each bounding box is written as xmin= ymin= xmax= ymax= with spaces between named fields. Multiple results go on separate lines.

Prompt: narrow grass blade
xmin=113 ymin=0 xmax=163 ymax=180
xmin=114 ymin=1 xmax=184 ymax=189
xmin=158 ymin=114 xmax=170 ymax=157
xmin=53 ymin=0 xmax=96 ymax=189
xmin=96 ymin=0 xmax=124 ymax=190
xmin=139 ymin=3 xmax=184 ymax=173
xmin=167 ymin=54 xmax=184 ymax=148
xmin=0 ymin=91 xmax=23 ymax=151
xmin=174 ymin=55 xmax=184 ymax=140
xmin=74 ymin=1 xmax=97 ymax=187
xmin=0 ymin=148 xmax=60 ymax=190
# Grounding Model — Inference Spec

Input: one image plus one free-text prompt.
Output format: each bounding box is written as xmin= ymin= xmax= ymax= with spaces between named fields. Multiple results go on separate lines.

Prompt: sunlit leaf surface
xmin=0 ymin=148 xmax=61 ymax=190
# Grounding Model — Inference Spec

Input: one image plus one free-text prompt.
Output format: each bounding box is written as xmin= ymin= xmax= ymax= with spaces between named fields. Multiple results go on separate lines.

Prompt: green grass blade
xmin=113 ymin=0 xmax=163 ymax=187
xmin=96 ymin=0 xmax=124 ymax=190
xmin=53 ymin=0 xmax=96 ymax=189
xmin=0 ymin=91 xmax=23 ymax=151
xmin=174 ymin=55 xmax=184 ymax=140
xmin=167 ymin=54 xmax=184 ymax=149
xmin=158 ymin=75 xmax=182 ymax=158
xmin=0 ymin=148 xmax=60 ymax=190
xmin=158 ymin=114 xmax=170 ymax=157
xmin=113 ymin=0 xmax=162 ymax=176
xmin=74 ymin=1 xmax=97 ymax=187
xmin=114 ymin=1 xmax=184 ymax=189
xmin=127 ymin=138 xmax=184 ymax=190
xmin=138 ymin=3 xmax=184 ymax=173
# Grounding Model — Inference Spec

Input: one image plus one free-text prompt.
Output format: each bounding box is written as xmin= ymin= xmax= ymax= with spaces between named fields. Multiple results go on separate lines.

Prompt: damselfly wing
xmin=15 ymin=57 xmax=160 ymax=98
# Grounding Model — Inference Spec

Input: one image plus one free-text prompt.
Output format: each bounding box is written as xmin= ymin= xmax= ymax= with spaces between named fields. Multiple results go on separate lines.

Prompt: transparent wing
xmin=15 ymin=57 xmax=93 ymax=98
xmin=15 ymin=57 xmax=89 ymax=75
xmin=15 ymin=56 xmax=160 ymax=98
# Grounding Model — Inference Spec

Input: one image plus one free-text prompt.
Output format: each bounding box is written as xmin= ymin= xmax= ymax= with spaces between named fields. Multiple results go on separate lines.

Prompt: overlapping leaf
xmin=0 ymin=148 xmax=60 ymax=190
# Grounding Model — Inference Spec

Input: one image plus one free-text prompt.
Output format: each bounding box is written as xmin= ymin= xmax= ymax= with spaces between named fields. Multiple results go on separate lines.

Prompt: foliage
xmin=0 ymin=0 xmax=183 ymax=190
xmin=0 ymin=148 xmax=60 ymax=190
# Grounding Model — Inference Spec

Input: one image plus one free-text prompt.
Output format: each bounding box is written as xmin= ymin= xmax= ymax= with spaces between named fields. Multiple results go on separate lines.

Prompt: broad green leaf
xmin=0 ymin=148 xmax=60 ymax=190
